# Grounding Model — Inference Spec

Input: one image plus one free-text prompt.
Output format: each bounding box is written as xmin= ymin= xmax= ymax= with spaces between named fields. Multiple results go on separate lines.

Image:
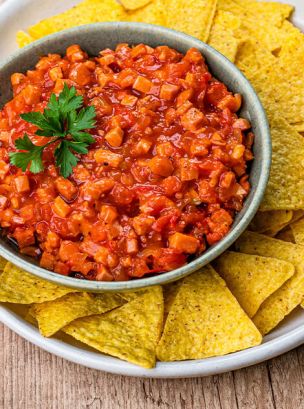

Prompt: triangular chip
xmin=0 ymin=262 xmax=76 ymax=304
xmin=120 ymin=0 xmax=151 ymax=11
xmin=235 ymin=231 xmax=304 ymax=265
xmin=249 ymin=210 xmax=293 ymax=234
xmin=214 ymin=251 xmax=294 ymax=317
xmin=30 ymin=292 xmax=124 ymax=337
xmin=156 ymin=265 xmax=261 ymax=361
xmin=253 ymin=263 xmax=304 ymax=335
xmin=207 ymin=11 xmax=241 ymax=62
xmin=0 ymin=257 xmax=7 ymax=272
xmin=64 ymin=286 xmax=164 ymax=368
xmin=126 ymin=0 xmax=166 ymax=26
xmin=163 ymin=280 xmax=183 ymax=317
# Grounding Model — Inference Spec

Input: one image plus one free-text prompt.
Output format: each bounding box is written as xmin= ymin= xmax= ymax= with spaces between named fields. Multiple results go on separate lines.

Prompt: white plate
xmin=0 ymin=0 xmax=304 ymax=378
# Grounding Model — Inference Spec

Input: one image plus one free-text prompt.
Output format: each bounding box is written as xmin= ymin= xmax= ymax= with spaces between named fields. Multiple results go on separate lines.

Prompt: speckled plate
xmin=0 ymin=0 xmax=303 ymax=378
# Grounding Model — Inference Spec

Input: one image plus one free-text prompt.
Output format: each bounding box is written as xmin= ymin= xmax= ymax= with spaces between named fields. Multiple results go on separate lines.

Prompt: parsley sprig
xmin=9 ymin=84 xmax=96 ymax=178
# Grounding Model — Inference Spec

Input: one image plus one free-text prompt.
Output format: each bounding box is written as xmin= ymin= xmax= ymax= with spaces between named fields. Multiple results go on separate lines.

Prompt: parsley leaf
xmin=9 ymin=85 xmax=96 ymax=178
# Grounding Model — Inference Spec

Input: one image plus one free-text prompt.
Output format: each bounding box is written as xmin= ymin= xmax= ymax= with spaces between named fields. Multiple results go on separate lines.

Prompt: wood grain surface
xmin=1 ymin=323 xmax=304 ymax=409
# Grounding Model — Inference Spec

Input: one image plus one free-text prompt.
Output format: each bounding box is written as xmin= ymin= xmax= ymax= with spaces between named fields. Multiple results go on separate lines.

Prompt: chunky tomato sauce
xmin=0 ymin=44 xmax=253 ymax=281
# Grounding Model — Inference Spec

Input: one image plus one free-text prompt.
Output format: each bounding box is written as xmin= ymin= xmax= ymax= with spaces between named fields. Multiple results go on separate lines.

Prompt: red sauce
xmin=0 ymin=44 xmax=254 ymax=281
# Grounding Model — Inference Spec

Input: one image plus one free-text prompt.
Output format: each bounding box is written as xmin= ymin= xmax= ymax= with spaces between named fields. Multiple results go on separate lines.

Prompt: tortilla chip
xmin=213 ymin=251 xmax=294 ymax=317
xmin=118 ymin=288 xmax=149 ymax=302
xmin=156 ymin=265 xmax=261 ymax=361
xmin=0 ymin=263 xmax=75 ymax=304
xmin=120 ymin=0 xmax=151 ymax=10
xmin=30 ymin=292 xmax=124 ymax=337
xmin=253 ymin=263 xmax=304 ymax=335
xmin=164 ymin=0 xmax=217 ymax=42
xmin=64 ymin=286 xmax=164 ymax=368
xmin=258 ymin=115 xmax=304 ymax=211
xmin=290 ymin=218 xmax=304 ymax=246
xmin=207 ymin=11 xmax=241 ymax=62
xmin=250 ymin=210 xmax=293 ymax=234
xmin=16 ymin=31 xmax=35 ymax=48
xmin=235 ymin=231 xmax=304 ymax=265
xmin=163 ymin=280 xmax=183 ymax=317
xmin=28 ymin=0 xmax=127 ymax=40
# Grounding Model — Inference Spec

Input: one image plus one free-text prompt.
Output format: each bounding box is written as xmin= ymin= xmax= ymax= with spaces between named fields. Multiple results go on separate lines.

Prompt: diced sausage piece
xmin=180 ymin=107 xmax=206 ymax=131
xmin=100 ymin=205 xmax=118 ymax=223
xmin=0 ymin=160 xmax=9 ymax=180
xmin=160 ymin=83 xmax=180 ymax=100
xmin=126 ymin=238 xmax=138 ymax=254
xmin=13 ymin=227 xmax=35 ymax=248
xmin=21 ymin=85 xmax=41 ymax=105
xmin=133 ymin=76 xmax=152 ymax=93
xmin=120 ymin=95 xmax=138 ymax=106
xmin=176 ymin=89 xmax=193 ymax=107
xmin=105 ymin=127 xmax=124 ymax=147
xmin=232 ymin=118 xmax=251 ymax=130
xmin=49 ymin=66 xmax=63 ymax=82
xmin=69 ymin=63 xmax=91 ymax=86
xmin=131 ymin=138 xmax=152 ymax=156
xmin=132 ymin=214 xmax=155 ymax=235
xmin=11 ymin=73 xmax=25 ymax=86
xmin=94 ymin=149 xmax=123 ymax=167
xmin=91 ymin=96 xmax=112 ymax=115
xmin=94 ymin=246 xmax=110 ymax=264
xmin=53 ymin=196 xmax=71 ymax=218
xmin=40 ymin=252 xmax=56 ymax=270
xmin=0 ymin=195 xmax=8 ymax=209
xmin=169 ymin=232 xmax=199 ymax=254
xmin=55 ymin=177 xmax=77 ymax=201
xmin=59 ymin=241 xmax=80 ymax=262
xmin=149 ymin=156 xmax=174 ymax=177
xmin=96 ymin=265 xmax=113 ymax=281
xmin=15 ymin=175 xmax=30 ymax=193
xmin=179 ymin=159 xmax=199 ymax=181
xmin=66 ymin=45 xmax=86 ymax=62
xmin=217 ymin=94 xmax=242 ymax=112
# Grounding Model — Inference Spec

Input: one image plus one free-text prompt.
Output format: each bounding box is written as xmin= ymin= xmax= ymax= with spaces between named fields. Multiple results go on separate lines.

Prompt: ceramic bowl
xmin=0 ymin=22 xmax=271 ymax=291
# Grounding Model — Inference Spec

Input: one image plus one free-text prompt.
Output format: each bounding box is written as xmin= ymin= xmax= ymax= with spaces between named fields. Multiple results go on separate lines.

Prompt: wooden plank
xmin=1 ymin=323 xmax=304 ymax=409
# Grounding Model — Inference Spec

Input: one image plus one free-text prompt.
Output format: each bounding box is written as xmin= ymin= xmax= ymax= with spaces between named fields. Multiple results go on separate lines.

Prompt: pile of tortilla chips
xmin=1 ymin=0 xmax=304 ymax=368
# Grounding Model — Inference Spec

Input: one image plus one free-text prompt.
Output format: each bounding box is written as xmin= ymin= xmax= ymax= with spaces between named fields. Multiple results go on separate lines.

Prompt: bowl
xmin=0 ymin=22 xmax=271 ymax=292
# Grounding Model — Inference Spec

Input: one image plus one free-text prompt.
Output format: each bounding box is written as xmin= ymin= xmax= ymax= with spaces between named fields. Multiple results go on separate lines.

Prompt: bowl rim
xmin=0 ymin=22 xmax=271 ymax=291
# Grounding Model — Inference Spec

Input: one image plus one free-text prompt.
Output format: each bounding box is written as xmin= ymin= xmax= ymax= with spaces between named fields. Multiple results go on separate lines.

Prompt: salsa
xmin=0 ymin=44 xmax=253 ymax=281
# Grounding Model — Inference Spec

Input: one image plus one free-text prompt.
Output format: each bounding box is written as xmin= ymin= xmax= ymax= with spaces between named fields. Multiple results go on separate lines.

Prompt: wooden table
xmin=1 ymin=323 xmax=304 ymax=409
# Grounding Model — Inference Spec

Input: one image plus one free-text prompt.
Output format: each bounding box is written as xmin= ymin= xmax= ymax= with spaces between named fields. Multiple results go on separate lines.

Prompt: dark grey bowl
xmin=0 ymin=22 xmax=271 ymax=292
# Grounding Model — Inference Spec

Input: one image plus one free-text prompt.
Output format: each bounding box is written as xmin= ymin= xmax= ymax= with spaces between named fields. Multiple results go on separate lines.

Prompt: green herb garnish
xmin=9 ymin=84 xmax=96 ymax=178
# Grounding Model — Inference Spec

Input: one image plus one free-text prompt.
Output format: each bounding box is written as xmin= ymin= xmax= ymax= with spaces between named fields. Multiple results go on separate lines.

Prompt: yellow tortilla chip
xmin=259 ymin=115 xmax=304 ymax=211
xmin=214 ymin=251 xmax=294 ymax=317
xmin=253 ymin=263 xmax=304 ymax=335
xmin=119 ymin=0 xmax=151 ymax=10
xmin=0 ymin=263 xmax=75 ymax=304
xmin=250 ymin=210 xmax=293 ymax=234
xmin=64 ymin=286 xmax=164 ymax=368
xmin=30 ymin=292 xmax=124 ymax=337
xmin=0 ymin=257 xmax=7 ymax=272
xmin=161 ymin=0 xmax=217 ymax=42
xmin=28 ymin=0 xmax=127 ymax=40
xmin=290 ymin=218 xmax=304 ymax=246
xmin=156 ymin=265 xmax=261 ymax=361
xmin=235 ymin=231 xmax=304 ymax=265
xmin=207 ymin=11 xmax=241 ymax=62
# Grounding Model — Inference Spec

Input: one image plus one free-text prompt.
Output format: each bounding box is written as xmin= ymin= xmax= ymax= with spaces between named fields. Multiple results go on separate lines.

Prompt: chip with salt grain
xmin=64 ymin=286 xmax=164 ymax=368
xmin=163 ymin=280 xmax=183 ymax=317
xmin=249 ymin=210 xmax=293 ymax=234
xmin=213 ymin=251 xmax=294 ymax=317
xmin=253 ymin=262 xmax=304 ymax=335
xmin=207 ymin=11 xmax=241 ymax=62
xmin=156 ymin=265 xmax=261 ymax=361
xmin=0 ymin=263 xmax=76 ymax=304
xmin=30 ymin=292 xmax=124 ymax=337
